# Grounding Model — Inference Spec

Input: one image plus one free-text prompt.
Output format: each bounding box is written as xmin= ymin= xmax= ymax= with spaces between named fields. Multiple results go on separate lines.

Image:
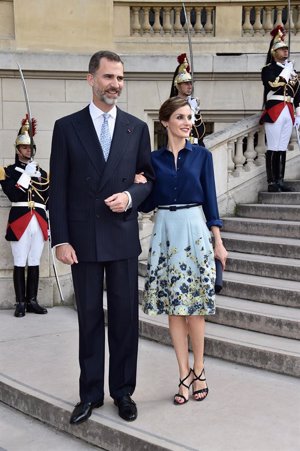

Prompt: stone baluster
xmin=184 ymin=6 xmax=194 ymax=36
xmin=288 ymin=127 xmax=298 ymax=151
xmin=296 ymin=6 xmax=300 ymax=35
xmin=142 ymin=7 xmax=152 ymax=35
xmin=227 ymin=140 xmax=236 ymax=175
xmin=162 ymin=7 xmax=172 ymax=35
xmin=253 ymin=6 xmax=263 ymax=35
xmin=244 ymin=131 xmax=257 ymax=170
xmin=173 ymin=7 xmax=182 ymax=35
xmin=274 ymin=5 xmax=284 ymax=28
xmin=131 ymin=7 xmax=141 ymax=36
xmin=152 ymin=7 xmax=161 ymax=35
xmin=194 ymin=6 xmax=204 ymax=35
xmin=255 ymin=127 xmax=267 ymax=166
xmin=263 ymin=6 xmax=273 ymax=34
xmin=233 ymin=136 xmax=246 ymax=176
xmin=285 ymin=5 xmax=295 ymax=34
xmin=242 ymin=6 xmax=253 ymax=36
xmin=204 ymin=7 xmax=214 ymax=35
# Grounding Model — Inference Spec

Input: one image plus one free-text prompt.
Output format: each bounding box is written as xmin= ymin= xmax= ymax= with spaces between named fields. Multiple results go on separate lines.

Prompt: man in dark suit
xmin=49 ymin=50 xmax=154 ymax=424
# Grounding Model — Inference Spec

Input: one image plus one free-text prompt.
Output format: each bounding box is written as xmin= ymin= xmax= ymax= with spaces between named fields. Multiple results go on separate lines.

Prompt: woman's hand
xmin=211 ymin=226 xmax=228 ymax=270
xmin=134 ymin=172 xmax=147 ymax=184
xmin=214 ymin=241 xmax=228 ymax=270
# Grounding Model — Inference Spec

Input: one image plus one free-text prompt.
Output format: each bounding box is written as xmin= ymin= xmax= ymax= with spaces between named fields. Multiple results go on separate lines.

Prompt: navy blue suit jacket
xmin=49 ymin=105 xmax=154 ymax=262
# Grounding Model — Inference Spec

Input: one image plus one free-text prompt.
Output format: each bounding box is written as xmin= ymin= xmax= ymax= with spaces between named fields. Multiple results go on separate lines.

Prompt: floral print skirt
xmin=142 ymin=206 xmax=216 ymax=316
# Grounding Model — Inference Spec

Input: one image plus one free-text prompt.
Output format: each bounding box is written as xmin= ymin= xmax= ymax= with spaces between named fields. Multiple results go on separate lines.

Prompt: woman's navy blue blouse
xmin=139 ymin=140 xmax=223 ymax=229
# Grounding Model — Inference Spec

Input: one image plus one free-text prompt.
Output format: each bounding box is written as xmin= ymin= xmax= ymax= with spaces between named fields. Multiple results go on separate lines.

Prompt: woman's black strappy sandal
xmin=174 ymin=368 xmax=192 ymax=405
xmin=192 ymin=368 xmax=209 ymax=401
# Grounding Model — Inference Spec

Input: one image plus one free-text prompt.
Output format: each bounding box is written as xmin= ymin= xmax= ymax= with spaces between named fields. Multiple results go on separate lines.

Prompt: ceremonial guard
xmin=170 ymin=53 xmax=205 ymax=146
xmin=260 ymin=26 xmax=300 ymax=192
xmin=0 ymin=117 xmax=49 ymax=317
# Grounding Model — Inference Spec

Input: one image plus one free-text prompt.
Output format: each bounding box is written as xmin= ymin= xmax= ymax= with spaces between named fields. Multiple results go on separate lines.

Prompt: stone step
xmin=286 ymin=179 xmax=300 ymax=191
xmin=207 ymin=295 xmax=300 ymax=339
xmin=222 ymin=231 xmax=300 ymax=258
xmin=222 ymin=217 xmax=300 ymax=238
xmin=138 ymin=308 xmax=300 ymax=377
xmin=258 ymin=191 xmax=300 ymax=205
xmin=1 ymin=307 xmax=299 ymax=451
xmin=221 ymin=271 xmax=300 ymax=308
xmin=236 ymin=203 xmax=300 ymax=221
xmin=226 ymin=251 xmax=300 ymax=281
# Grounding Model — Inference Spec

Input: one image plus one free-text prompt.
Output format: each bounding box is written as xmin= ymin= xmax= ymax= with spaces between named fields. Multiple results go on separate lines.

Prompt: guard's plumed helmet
xmin=265 ymin=26 xmax=288 ymax=64
xmin=174 ymin=53 xmax=192 ymax=86
xmin=15 ymin=115 xmax=37 ymax=156
xmin=271 ymin=25 xmax=288 ymax=53
xmin=170 ymin=53 xmax=192 ymax=97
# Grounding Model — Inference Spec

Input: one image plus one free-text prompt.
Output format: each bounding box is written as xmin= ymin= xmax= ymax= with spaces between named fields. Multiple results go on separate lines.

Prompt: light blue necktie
xmin=99 ymin=113 xmax=111 ymax=161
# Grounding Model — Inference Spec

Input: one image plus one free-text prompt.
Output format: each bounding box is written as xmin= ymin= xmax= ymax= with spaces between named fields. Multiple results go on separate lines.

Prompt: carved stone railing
xmin=130 ymin=4 xmax=215 ymax=37
xmin=242 ymin=4 xmax=300 ymax=35
xmin=114 ymin=1 xmax=300 ymax=44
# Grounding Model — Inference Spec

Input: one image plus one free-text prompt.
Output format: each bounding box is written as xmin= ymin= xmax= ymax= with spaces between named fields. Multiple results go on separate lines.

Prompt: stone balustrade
xmin=130 ymin=4 xmax=215 ymax=37
xmin=242 ymin=4 xmax=300 ymax=35
xmin=124 ymin=1 xmax=300 ymax=42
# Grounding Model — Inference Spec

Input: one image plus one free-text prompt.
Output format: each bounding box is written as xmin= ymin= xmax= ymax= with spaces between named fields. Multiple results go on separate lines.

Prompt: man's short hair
xmin=88 ymin=51 xmax=123 ymax=74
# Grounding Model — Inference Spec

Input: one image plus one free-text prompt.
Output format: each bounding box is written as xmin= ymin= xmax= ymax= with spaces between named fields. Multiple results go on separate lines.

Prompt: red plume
xmin=177 ymin=53 xmax=187 ymax=64
xmin=21 ymin=114 xmax=37 ymax=136
xmin=176 ymin=53 xmax=190 ymax=73
xmin=270 ymin=25 xmax=286 ymax=38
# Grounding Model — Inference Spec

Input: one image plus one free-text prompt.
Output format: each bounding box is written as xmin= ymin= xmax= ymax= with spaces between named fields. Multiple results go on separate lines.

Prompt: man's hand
xmin=104 ymin=192 xmax=129 ymax=213
xmin=55 ymin=243 xmax=78 ymax=265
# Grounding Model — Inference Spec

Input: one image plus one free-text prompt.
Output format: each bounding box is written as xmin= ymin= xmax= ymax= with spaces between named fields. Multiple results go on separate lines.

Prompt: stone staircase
xmin=138 ymin=180 xmax=300 ymax=378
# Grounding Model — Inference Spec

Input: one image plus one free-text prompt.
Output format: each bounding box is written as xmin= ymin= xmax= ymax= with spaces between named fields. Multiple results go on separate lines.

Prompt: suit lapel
xmin=72 ymin=106 xmax=105 ymax=176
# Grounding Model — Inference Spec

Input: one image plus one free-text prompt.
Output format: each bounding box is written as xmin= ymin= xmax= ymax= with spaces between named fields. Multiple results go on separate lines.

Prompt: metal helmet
xmin=170 ymin=53 xmax=192 ymax=97
xmin=174 ymin=53 xmax=192 ymax=86
xmin=15 ymin=115 xmax=37 ymax=156
xmin=271 ymin=25 xmax=288 ymax=52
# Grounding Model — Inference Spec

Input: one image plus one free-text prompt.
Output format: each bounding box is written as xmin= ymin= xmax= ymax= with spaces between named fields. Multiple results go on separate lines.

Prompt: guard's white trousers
xmin=11 ymin=215 xmax=45 ymax=266
xmin=264 ymin=105 xmax=293 ymax=151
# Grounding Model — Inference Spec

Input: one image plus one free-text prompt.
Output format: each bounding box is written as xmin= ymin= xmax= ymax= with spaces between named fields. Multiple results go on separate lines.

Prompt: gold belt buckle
xmin=285 ymin=95 xmax=291 ymax=103
xmin=28 ymin=201 xmax=35 ymax=209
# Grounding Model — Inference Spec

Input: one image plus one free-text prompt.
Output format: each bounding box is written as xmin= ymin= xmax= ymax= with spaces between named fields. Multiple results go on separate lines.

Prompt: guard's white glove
xmin=294 ymin=116 xmax=300 ymax=128
xmin=280 ymin=61 xmax=295 ymax=82
xmin=17 ymin=161 xmax=41 ymax=189
xmin=24 ymin=161 xmax=37 ymax=175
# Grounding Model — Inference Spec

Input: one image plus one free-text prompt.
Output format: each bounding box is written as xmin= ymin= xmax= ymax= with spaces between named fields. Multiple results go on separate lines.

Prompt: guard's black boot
xmin=26 ymin=266 xmax=48 ymax=314
xmin=13 ymin=266 xmax=26 ymax=317
xmin=278 ymin=151 xmax=293 ymax=192
xmin=266 ymin=150 xmax=282 ymax=192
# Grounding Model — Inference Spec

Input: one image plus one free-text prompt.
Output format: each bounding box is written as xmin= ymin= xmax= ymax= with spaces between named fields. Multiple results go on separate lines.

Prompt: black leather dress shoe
xmin=26 ymin=299 xmax=48 ymax=314
xmin=14 ymin=302 xmax=25 ymax=318
xmin=114 ymin=395 xmax=137 ymax=422
xmin=70 ymin=400 xmax=103 ymax=425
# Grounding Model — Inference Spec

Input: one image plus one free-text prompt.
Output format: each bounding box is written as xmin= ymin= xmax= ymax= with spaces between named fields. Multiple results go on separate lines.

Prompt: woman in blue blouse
xmin=138 ymin=97 xmax=227 ymax=405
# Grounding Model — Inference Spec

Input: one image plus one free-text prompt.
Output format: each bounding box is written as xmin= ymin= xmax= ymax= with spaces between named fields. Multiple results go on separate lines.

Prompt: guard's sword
xmin=182 ymin=2 xmax=194 ymax=96
xmin=17 ymin=63 xmax=65 ymax=303
xmin=17 ymin=63 xmax=35 ymax=159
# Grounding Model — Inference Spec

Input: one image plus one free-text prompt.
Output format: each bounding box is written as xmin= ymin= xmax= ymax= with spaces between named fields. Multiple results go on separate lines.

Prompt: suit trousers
xmin=71 ymin=258 xmax=139 ymax=403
